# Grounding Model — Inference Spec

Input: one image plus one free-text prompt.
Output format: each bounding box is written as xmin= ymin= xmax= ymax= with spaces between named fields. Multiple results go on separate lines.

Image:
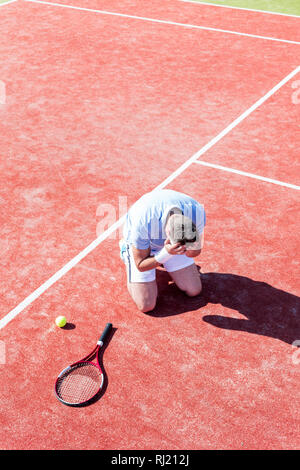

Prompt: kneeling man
xmin=120 ymin=189 xmax=206 ymax=312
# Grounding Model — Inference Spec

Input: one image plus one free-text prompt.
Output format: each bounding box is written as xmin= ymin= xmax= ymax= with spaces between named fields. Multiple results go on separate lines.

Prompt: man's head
xmin=165 ymin=212 xmax=201 ymax=250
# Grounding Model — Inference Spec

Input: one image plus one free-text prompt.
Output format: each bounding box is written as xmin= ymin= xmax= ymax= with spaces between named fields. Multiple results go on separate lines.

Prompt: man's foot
xmin=119 ymin=238 xmax=126 ymax=262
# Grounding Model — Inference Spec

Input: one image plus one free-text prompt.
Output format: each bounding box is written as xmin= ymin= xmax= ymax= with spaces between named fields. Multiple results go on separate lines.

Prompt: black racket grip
xmin=97 ymin=323 xmax=112 ymax=346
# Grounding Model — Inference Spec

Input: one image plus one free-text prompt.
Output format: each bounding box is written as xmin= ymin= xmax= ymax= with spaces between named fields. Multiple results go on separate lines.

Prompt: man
xmin=120 ymin=189 xmax=206 ymax=312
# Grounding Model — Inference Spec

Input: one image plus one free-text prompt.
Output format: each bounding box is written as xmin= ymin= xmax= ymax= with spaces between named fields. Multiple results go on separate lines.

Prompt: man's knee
xmin=128 ymin=281 xmax=157 ymax=313
xmin=185 ymin=283 xmax=202 ymax=297
xmin=136 ymin=297 xmax=157 ymax=313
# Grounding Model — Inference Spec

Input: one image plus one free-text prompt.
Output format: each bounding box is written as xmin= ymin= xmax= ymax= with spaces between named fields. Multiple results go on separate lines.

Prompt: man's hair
xmin=168 ymin=214 xmax=199 ymax=247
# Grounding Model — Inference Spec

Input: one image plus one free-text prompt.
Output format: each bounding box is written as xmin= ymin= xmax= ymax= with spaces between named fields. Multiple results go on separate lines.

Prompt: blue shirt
xmin=123 ymin=189 xmax=206 ymax=252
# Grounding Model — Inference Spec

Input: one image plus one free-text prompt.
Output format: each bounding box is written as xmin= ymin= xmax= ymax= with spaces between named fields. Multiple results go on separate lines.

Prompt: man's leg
xmin=127 ymin=278 xmax=158 ymax=313
xmin=124 ymin=245 xmax=158 ymax=312
xmin=165 ymin=259 xmax=202 ymax=297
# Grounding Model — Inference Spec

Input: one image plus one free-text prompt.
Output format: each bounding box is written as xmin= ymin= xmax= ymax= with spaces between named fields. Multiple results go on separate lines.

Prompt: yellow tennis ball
xmin=55 ymin=316 xmax=67 ymax=328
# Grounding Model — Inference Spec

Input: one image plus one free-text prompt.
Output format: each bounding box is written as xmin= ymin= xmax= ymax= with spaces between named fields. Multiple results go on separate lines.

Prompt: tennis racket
xmin=55 ymin=322 xmax=112 ymax=406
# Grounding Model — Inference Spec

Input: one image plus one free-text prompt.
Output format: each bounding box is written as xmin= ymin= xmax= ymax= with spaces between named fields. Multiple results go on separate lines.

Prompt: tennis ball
xmin=55 ymin=316 xmax=67 ymax=328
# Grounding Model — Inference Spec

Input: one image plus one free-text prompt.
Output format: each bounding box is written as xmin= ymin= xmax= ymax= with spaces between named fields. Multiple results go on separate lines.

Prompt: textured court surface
xmin=0 ymin=0 xmax=299 ymax=450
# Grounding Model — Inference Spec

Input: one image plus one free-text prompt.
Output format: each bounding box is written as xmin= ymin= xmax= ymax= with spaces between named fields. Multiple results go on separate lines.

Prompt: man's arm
xmin=132 ymin=240 xmax=186 ymax=272
xmin=132 ymin=246 xmax=159 ymax=272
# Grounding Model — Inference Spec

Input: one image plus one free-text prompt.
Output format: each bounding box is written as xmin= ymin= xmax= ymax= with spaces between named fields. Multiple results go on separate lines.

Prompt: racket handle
xmin=97 ymin=323 xmax=112 ymax=346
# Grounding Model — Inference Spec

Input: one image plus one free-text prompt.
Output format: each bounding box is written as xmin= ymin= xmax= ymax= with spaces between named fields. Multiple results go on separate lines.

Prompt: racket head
xmin=55 ymin=360 xmax=104 ymax=407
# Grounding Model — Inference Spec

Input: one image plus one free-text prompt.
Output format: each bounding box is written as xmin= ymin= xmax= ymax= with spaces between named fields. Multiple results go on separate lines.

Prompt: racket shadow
xmin=75 ymin=326 xmax=117 ymax=408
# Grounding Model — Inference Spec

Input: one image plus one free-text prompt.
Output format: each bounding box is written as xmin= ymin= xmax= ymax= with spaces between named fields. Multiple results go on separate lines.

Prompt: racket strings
xmin=56 ymin=362 xmax=102 ymax=404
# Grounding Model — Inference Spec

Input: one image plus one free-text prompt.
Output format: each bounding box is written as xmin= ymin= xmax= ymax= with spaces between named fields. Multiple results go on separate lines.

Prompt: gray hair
xmin=168 ymin=213 xmax=199 ymax=247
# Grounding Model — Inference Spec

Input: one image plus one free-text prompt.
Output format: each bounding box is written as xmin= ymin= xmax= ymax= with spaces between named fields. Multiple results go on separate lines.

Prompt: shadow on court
xmin=149 ymin=268 xmax=300 ymax=346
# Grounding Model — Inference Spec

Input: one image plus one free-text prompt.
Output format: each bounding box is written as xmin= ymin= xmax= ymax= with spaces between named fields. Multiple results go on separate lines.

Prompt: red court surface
xmin=0 ymin=0 xmax=299 ymax=450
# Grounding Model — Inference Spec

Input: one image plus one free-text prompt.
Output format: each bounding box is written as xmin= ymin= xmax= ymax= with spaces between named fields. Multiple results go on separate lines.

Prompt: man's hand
xmin=185 ymin=249 xmax=201 ymax=258
xmin=164 ymin=238 xmax=186 ymax=255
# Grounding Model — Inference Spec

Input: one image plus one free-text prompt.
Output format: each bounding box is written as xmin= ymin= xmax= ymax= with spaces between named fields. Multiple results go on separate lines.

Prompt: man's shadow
xmin=149 ymin=268 xmax=300 ymax=345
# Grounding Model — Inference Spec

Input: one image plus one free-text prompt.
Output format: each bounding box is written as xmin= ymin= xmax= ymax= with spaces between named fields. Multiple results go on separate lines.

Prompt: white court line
xmin=155 ymin=65 xmax=300 ymax=190
xmin=0 ymin=0 xmax=18 ymax=7
xmin=24 ymin=0 xmax=300 ymax=46
xmin=193 ymin=161 xmax=300 ymax=190
xmin=179 ymin=0 xmax=300 ymax=20
xmin=0 ymin=66 xmax=299 ymax=330
xmin=0 ymin=216 xmax=127 ymax=330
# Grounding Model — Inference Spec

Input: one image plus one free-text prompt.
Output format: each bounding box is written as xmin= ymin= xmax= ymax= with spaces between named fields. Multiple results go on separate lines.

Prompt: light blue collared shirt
xmin=123 ymin=189 xmax=206 ymax=252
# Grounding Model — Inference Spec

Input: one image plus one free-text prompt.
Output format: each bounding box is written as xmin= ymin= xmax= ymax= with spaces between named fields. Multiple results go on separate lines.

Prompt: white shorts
xmin=124 ymin=244 xmax=195 ymax=283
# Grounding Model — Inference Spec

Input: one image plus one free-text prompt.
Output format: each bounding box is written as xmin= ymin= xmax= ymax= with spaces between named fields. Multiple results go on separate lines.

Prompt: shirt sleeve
xmin=131 ymin=221 xmax=150 ymax=250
